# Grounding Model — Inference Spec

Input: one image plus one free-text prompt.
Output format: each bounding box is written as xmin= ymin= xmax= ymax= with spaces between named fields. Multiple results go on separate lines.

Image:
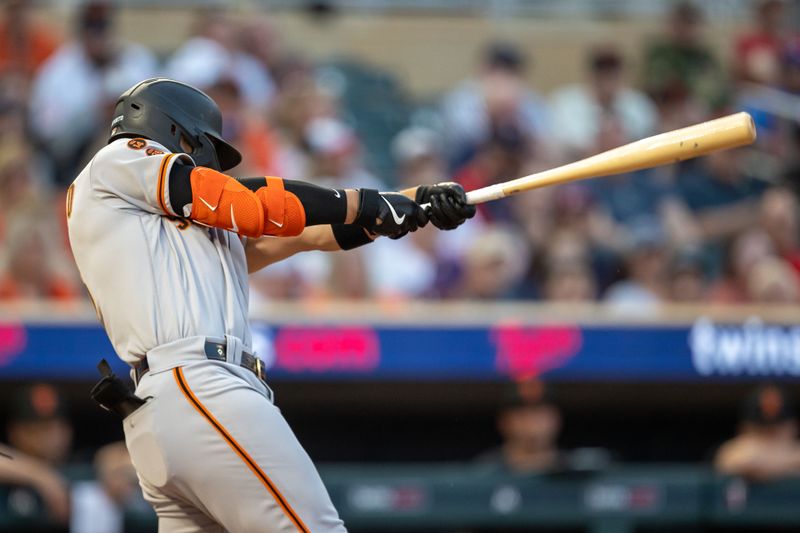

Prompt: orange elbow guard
xmin=189 ymin=167 xmax=264 ymax=238
xmin=255 ymin=177 xmax=307 ymax=237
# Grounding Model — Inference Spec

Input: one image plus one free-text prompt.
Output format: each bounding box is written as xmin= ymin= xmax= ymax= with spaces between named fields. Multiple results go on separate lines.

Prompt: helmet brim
xmin=209 ymin=135 xmax=242 ymax=172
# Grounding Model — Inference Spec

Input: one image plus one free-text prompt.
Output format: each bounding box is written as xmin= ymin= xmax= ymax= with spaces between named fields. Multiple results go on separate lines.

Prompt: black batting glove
xmin=416 ymin=182 xmax=476 ymax=230
xmin=355 ymin=189 xmax=429 ymax=239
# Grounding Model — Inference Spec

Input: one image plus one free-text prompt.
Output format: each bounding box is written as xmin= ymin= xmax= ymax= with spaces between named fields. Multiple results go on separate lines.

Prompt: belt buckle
xmin=253 ymin=357 xmax=265 ymax=382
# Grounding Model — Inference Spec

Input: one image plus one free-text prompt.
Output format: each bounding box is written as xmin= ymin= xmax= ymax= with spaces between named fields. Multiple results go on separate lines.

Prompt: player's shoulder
xmin=93 ymin=137 xmax=173 ymax=167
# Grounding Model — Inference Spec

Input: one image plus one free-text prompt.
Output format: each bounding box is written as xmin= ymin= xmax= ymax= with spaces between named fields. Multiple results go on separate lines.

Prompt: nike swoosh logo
xmin=333 ymin=189 xmax=341 ymax=198
xmin=381 ymin=196 xmax=406 ymax=225
xmin=230 ymin=205 xmax=239 ymax=233
xmin=268 ymin=218 xmax=284 ymax=228
xmin=200 ymin=197 xmax=218 ymax=211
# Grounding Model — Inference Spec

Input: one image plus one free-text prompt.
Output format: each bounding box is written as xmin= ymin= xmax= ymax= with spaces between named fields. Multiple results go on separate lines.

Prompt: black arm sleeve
xmin=168 ymin=161 xmax=193 ymax=217
xmin=237 ymin=177 xmax=349 ymax=226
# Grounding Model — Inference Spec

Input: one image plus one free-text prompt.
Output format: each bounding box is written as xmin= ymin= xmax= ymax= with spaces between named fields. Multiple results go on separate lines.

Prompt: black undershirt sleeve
xmin=237 ymin=177 xmax=349 ymax=227
xmin=168 ymin=161 xmax=193 ymax=217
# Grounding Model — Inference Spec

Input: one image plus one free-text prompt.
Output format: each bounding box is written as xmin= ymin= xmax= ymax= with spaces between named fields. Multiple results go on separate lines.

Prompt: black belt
xmin=134 ymin=341 xmax=265 ymax=384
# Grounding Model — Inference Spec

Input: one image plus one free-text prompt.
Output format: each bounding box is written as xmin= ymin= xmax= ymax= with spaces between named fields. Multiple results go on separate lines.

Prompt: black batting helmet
xmin=108 ymin=78 xmax=242 ymax=171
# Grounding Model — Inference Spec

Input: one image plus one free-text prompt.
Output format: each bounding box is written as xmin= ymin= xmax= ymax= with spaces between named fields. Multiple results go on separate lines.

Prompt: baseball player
xmin=67 ymin=78 xmax=474 ymax=532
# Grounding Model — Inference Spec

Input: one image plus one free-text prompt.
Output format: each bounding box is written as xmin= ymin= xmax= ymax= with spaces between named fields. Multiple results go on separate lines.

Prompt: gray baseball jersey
xmin=67 ymin=137 xmax=345 ymax=532
xmin=68 ymin=138 xmax=252 ymax=365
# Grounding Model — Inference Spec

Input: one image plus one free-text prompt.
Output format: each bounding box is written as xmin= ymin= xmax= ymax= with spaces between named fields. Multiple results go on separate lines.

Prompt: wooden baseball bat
xmin=465 ymin=112 xmax=757 ymax=205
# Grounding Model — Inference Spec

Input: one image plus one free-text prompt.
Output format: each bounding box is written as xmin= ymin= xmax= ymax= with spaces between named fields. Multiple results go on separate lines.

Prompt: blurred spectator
xmin=0 ymin=0 xmax=59 ymax=99
xmin=453 ymin=122 xmax=532 ymax=223
xmin=586 ymin=114 xmax=701 ymax=247
xmin=28 ymin=1 xmax=158 ymax=186
xmin=508 ymin=187 xmax=556 ymax=265
xmin=476 ymin=381 xmax=562 ymax=474
xmin=239 ymin=16 xmax=287 ymax=86
xmin=745 ymin=255 xmax=800 ymax=303
xmin=370 ymin=126 xmax=481 ymax=299
xmin=538 ymin=228 xmax=596 ymax=302
xmin=0 ymin=96 xmax=25 ymax=152
xmin=71 ymin=441 xmax=148 ymax=533
xmin=782 ymin=42 xmax=800 ymax=102
xmin=709 ymin=229 xmax=775 ymax=304
xmin=667 ymin=246 xmax=709 ymax=302
xmin=550 ymin=46 xmax=657 ymax=158
xmin=392 ymin=126 xmax=446 ymax=186
xmin=0 ymin=383 xmax=72 ymax=524
xmin=7 ymin=384 xmax=72 ymax=470
xmin=0 ymin=210 xmax=78 ymax=300
xmin=457 ymin=225 xmax=529 ymax=299
xmin=305 ymin=117 xmax=383 ymax=190
xmin=734 ymin=0 xmax=797 ymax=86
xmin=641 ymin=1 xmax=727 ymax=113
xmin=544 ymin=186 xmax=620 ymax=292
xmin=543 ymin=262 xmax=597 ymax=302
xmin=270 ymin=76 xmax=337 ymax=180
xmin=784 ymin=156 xmax=800 ymax=200
xmin=364 ymin=227 xmax=440 ymax=299
xmin=736 ymin=37 xmax=800 ymax=153
xmin=249 ymin=251 xmax=332 ymax=302
xmin=759 ymin=186 xmax=800 ymax=275
xmin=604 ymin=216 xmax=668 ymax=310
xmin=362 ymin=127 xmax=453 ymax=299
xmin=676 ymin=148 xmax=767 ymax=244
xmin=589 ymin=167 xmax=676 ymax=230
xmin=166 ymin=9 xmax=275 ymax=110
xmin=205 ymin=78 xmax=281 ymax=176
xmin=716 ymin=384 xmax=800 ymax=481
xmin=441 ymin=41 xmax=549 ymax=169
xmin=0 ymin=135 xmax=45 ymax=237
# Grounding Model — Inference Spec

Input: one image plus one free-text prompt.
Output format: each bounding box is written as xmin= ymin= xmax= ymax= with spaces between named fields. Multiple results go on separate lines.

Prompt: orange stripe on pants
xmin=173 ymin=367 xmax=310 ymax=532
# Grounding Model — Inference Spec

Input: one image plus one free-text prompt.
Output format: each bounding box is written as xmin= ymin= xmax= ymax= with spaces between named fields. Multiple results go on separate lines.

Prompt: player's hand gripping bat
xmin=464 ymin=112 xmax=757 ymax=205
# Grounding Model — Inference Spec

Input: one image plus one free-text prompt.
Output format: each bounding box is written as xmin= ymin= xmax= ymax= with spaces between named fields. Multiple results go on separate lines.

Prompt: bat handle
xmin=419 ymin=183 xmax=506 ymax=211
xmin=464 ymin=184 xmax=506 ymax=205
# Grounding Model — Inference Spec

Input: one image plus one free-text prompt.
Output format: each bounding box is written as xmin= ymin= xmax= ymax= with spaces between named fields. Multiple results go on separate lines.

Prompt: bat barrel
xmin=464 ymin=112 xmax=757 ymax=205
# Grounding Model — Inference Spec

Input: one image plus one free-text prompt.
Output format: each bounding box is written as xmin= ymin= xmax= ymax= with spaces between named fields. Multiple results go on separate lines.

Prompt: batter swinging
xmin=67 ymin=78 xmax=474 ymax=532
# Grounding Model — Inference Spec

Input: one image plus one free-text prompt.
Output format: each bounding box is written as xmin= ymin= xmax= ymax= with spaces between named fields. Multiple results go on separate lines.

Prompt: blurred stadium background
xmin=1 ymin=0 xmax=800 ymax=531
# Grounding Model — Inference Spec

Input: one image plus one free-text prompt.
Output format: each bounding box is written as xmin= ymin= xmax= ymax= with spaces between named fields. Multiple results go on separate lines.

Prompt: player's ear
xmin=179 ymin=134 xmax=194 ymax=154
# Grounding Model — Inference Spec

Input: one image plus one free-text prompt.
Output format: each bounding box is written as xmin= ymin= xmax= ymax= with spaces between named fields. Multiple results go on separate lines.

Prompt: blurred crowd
xmin=0 ymin=0 xmax=799 ymax=307
xmin=0 ymin=383 xmax=146 ymax=531
xmin=485 ymin=380 xmax=800 ymax=482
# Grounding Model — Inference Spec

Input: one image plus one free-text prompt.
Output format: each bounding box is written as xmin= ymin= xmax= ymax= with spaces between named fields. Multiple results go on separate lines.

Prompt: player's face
xmin=8 ymin=418 xmax=73 ymax=465
xmin=500 ymin=405 xmax=561 ymax=448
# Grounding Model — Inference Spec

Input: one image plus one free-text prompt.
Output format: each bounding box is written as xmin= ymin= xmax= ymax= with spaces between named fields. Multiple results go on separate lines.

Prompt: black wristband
xmin=354 ymin=189 xmax=380 ymax=229
xmin=332 ymin=224 xmax=375 ymax=250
